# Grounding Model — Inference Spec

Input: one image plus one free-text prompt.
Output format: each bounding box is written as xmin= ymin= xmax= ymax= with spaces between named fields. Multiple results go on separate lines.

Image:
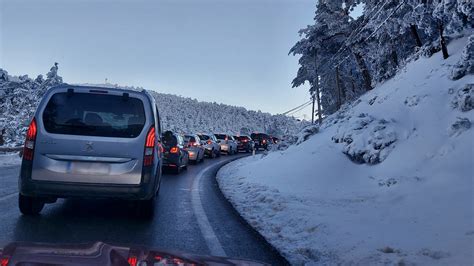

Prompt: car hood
xmin=0 ymin=241 xmax=268 ymax=265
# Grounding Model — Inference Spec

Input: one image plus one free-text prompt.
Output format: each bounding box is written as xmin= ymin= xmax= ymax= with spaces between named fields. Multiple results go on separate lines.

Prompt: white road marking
xmin=191 ymin=163 xmax=227 ymax=257
xmin=0 ymin=192 xmax=18 ymax=202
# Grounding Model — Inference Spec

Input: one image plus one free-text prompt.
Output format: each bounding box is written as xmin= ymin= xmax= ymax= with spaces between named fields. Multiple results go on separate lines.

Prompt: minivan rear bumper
xmin=19 ymin=163 xmax=156 ymax=200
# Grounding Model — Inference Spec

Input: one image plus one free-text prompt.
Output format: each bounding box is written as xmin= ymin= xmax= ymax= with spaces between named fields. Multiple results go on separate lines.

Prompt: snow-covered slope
xmin=217 ymin=36 xmax=473 ymax=265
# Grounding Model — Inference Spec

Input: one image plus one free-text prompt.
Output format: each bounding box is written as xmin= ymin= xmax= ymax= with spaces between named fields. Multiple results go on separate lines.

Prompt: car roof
xmin=48 ymin=84 xmax=149 ymax=98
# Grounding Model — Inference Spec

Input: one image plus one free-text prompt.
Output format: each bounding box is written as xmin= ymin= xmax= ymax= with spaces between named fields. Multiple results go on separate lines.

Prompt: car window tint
xmin=42 ymin=92 xmax=145 ymax=138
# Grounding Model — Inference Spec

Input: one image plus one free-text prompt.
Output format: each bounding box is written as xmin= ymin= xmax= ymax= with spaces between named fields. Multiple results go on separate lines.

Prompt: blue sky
xmin=0 ymin=0 xmax=316 ymax=119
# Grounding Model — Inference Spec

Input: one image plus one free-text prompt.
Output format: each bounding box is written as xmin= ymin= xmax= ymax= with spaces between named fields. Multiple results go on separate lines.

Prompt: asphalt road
xmin=0 ymin=153 xmax=287 ymax=265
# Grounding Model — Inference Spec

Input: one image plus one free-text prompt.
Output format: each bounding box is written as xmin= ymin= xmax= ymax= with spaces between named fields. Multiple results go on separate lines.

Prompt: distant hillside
xmin=0 ymin=67 xmax=307 ymax=147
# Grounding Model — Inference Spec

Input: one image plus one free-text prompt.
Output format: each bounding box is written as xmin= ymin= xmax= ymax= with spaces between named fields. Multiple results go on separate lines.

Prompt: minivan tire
xmin=19 ymin=194 xmax=44 ymax=215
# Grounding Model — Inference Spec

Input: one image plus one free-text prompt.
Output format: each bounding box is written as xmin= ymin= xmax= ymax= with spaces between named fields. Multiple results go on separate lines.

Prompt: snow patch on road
xmin=217 ymin=37 xmax=474 ymax=265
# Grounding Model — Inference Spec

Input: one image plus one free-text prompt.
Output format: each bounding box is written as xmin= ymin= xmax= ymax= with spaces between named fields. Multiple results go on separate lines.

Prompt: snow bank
xmin=0 ymin=152 xmax=21 ymax=167
xmin=217 ymin=37 xmax=474 ymax=265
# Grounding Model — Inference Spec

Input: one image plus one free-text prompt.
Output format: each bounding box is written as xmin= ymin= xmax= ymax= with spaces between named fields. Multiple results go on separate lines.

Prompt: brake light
xmin=1 ymin=257 xmax=9 ymax=266
xmin=23 ymin=118 xmax=37 ymax=161
xmin=262 ymin=139 xmax=266 ymax=144
xmin=143 ymin=126 xmax=155 ymax=166
xmin=207 ymin=140 xmax=212 ymax=145
xmin=243 ymin=139 xmax=248 ymax=143
xmin=170 ymin=146 xmax=179 ymax=154
xmin=127 ymin=256 xmax=138 ymax=266
xmin=186 ymin=141 xmax=198 ymax=148
xmin=0 ymin=258 xmax=8 ymax=266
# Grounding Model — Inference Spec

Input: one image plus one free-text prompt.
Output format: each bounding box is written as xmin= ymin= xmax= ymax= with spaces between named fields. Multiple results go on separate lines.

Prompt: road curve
xmin=0 ymin=154 xmax=287 ymax=264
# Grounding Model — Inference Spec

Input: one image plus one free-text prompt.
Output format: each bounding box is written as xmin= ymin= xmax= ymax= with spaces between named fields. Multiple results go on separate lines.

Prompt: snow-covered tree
xmin=290 ymin=0 xmax=473 ymax=116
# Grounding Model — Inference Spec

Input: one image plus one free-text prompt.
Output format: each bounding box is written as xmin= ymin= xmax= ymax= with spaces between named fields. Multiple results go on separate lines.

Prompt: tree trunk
xmin=391 ymin=49 xmax=399 ymax=67
xmin=410 ymin=24 xmax=423 ymax=47
xmin=335 ymin=66 xmax=343 ymax=109
xmin=313 ymin=73 xmax=322 ymax=125
xmin=352 ymin=52 xmax=373 ymax=91
xmin=350 ymin=69 xmax=356 ymax=95
xmin=438 ymin=22 xmax=449 ymax=59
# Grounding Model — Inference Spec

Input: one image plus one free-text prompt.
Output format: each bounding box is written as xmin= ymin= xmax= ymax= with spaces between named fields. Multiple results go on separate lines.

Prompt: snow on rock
xmin=296 ymin=124 xmax=319 ymax=145
xmin=332 ymin=114 xmax=397 ymax=164
xmin=217 ymin=37 xmax=474 ymax=265
xmin=449 ymin=117 xmax=471 ymax=136
xmin=451 ymin=83 xmax=473 ymax=112
xmin=451 ymin=34 xmax=474 ymax=80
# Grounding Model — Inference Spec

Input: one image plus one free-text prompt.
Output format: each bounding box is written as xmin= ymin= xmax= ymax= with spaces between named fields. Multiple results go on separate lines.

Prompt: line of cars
xmin=160 ymin=132 xmax=259 ymax=174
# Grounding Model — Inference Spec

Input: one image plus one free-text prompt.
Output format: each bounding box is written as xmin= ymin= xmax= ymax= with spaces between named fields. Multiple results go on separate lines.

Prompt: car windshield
xmin=42 ymin=92 xmax=145 ymax=138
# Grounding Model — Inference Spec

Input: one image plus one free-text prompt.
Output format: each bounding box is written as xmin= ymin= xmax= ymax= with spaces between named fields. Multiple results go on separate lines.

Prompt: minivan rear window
xmin=42 ymin=92 xmax=146 ymax=138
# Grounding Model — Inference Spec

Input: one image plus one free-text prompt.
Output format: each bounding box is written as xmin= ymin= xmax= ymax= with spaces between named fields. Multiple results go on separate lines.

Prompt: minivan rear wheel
xmin=135 ymin=197 xmax=155 ymax=219
xmin=19 ymin=194 xmax=45 ymax=215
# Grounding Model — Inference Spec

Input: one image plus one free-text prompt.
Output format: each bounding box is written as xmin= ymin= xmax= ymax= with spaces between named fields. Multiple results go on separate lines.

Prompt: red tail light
xmin=1 ymin=257 xmax=10 ymax=266
xmin=243 ymin=139 xmax=248 ymax=143
xmin=23 ymin=118 xmax=37 ymax=161
xmin=143 ymin=126 xmax=155 ymax=166
xmin=207 ymin=140 xmax=212 ymax=145
xmin=170 ymin=146 xmax=179 ymax=154
xmin=127 ymin=256 xmax=138 ymax=266
xmin=187 ymin=141 xmax=198 ymax=147
xmin=262 ymin=139 xmax=266 ymax=144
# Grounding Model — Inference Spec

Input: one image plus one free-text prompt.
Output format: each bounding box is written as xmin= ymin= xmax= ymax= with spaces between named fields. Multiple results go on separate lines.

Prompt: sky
xmin=0 ymin=0 xmax=316 ymax=119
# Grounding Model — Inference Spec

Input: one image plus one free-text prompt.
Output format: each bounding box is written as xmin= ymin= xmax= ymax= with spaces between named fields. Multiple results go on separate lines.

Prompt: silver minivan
xmin=18 ymin=85 xmax=163 ymax=217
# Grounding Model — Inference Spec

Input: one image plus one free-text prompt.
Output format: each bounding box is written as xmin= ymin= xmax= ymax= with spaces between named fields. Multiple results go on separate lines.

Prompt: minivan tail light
xmin=143 ymin=126 xmax=155 ymax=166
xmin=23 ymin=118 xmax=37 ymax=161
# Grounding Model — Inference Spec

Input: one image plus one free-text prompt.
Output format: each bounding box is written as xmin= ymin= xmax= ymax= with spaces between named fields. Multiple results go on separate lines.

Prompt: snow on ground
xmin=0 ymin=152 xmax=21 ymax=167
xmin=217 ymin=37 xmax=474 ymax=265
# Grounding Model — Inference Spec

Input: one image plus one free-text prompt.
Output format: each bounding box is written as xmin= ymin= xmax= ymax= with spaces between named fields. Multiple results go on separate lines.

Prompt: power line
xmin=281 ymin=100 xmax=312 ymax=116
xmin=286 ymin=101 xmax=312 ymax=116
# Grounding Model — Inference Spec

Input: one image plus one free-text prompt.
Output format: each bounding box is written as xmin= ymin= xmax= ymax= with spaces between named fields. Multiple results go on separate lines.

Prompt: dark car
xmin=234 ymin=135 xmax=255 ymax=153
xmin=161 ymin=131 xmax=189 ymax=174
xmin=271 ymin=136 xmax=280 ymax=144
xmin=251 ymin=133 xmax=271 ymax=151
